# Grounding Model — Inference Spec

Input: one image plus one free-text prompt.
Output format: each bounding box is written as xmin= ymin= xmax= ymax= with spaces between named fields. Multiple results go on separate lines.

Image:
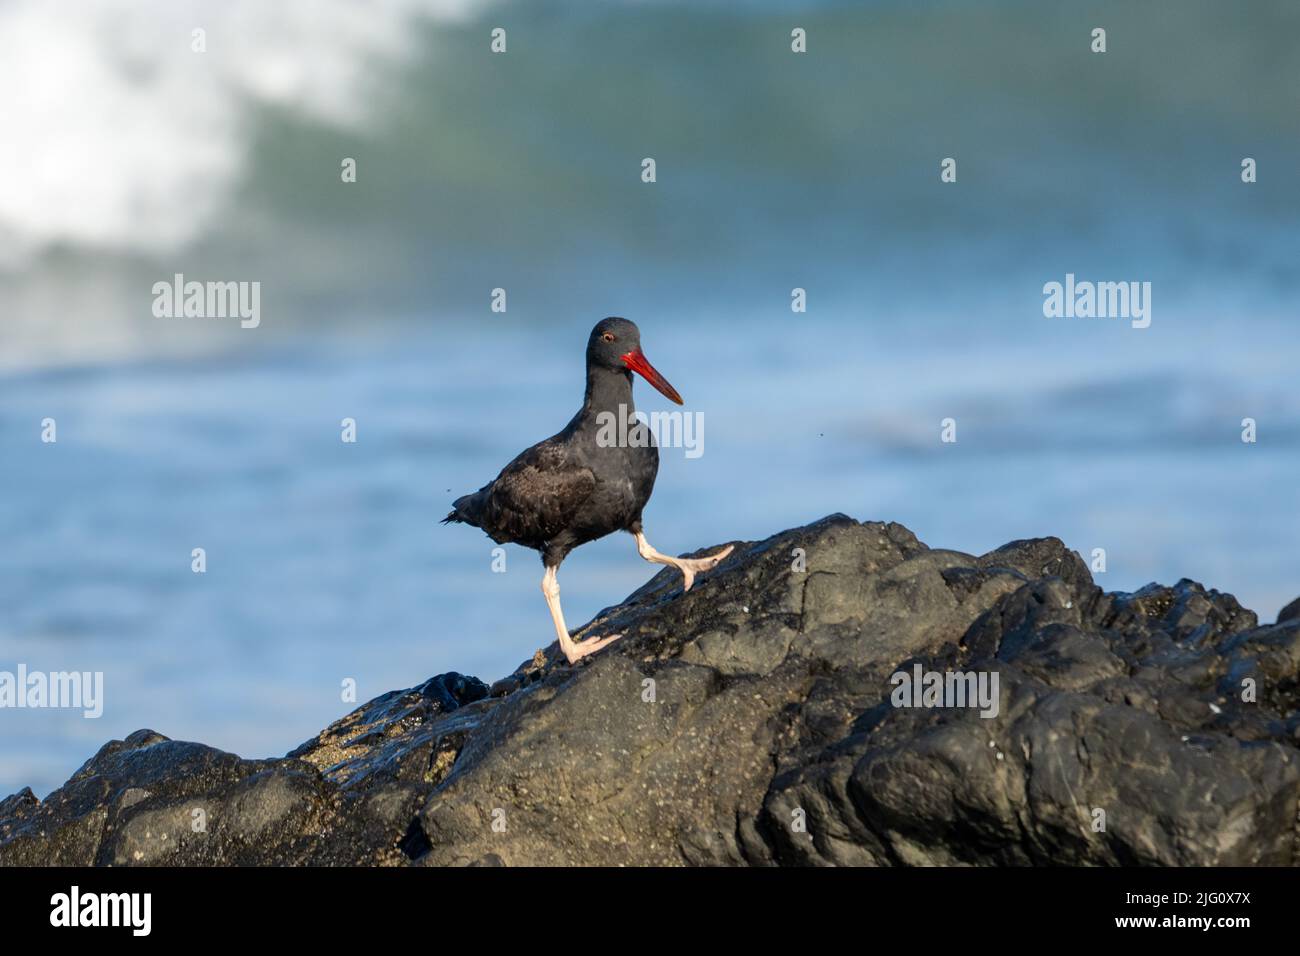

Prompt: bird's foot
xmin=675 ymin=544 xmax=735 ymax=592
xmin=561 ymin=632 xmax=622 ymax=664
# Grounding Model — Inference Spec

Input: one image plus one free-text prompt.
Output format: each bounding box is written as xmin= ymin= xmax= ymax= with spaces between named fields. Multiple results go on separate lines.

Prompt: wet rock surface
xmin=3 ymin=514 xmax=1297 ymax=866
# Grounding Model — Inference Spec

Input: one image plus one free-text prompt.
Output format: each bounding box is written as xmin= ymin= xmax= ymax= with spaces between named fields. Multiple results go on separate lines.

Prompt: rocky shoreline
xmin=3 ymin=514 xmax=1297 ymax=866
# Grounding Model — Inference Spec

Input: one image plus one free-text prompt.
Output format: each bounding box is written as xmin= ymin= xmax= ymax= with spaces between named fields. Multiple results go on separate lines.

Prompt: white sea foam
xmin=0 ymin=0 xmax=481 ymax=268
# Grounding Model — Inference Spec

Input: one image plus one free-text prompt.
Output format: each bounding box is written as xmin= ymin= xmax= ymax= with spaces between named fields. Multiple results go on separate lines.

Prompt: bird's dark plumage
xmin=443 ymin=317 xmax=665 ymax=567
xmin=443 ymin=316 xmax=733 ymax=665
xmin=443 ymin=441 xmax=601 ymax=555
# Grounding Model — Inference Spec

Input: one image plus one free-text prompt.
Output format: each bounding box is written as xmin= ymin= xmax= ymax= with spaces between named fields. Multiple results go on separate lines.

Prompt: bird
xmin=442 ymin=317 xmax=734 ymax=664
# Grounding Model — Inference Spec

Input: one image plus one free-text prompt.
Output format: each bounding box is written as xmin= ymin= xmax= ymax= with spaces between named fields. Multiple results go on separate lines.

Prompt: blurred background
xmin=2 ymin=0 xmax=1298 ymax=797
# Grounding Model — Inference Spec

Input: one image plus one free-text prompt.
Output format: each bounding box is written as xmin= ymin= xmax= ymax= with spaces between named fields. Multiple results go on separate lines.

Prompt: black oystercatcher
xmin=443 ymin=317 xmax=733 ymax=663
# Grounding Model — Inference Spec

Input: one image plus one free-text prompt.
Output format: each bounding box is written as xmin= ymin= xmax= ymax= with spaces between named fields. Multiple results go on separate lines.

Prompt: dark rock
xmin=288 ymin=671 xmax=490 ymax=792
xmin=2 ymin=515 xmax=1297 ymax=866
xmin=1279 ymin=596 xmax=1300 ymax=624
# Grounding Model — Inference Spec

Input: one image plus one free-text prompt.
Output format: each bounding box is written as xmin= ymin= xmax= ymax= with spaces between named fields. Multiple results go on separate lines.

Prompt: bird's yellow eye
xmin=601 ymin=332 xmax=616 ymax=343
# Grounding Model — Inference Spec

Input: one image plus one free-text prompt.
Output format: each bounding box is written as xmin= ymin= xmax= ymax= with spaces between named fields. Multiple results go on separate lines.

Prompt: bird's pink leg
xmin=635 ymin=532 xmax=733 ymax=592
xmin=541 ymin=566 xmax=621 ymax=664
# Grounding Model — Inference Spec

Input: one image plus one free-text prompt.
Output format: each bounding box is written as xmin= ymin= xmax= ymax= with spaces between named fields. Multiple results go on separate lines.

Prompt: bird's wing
xmin=480 ymin=440 xmax=597 ymax=545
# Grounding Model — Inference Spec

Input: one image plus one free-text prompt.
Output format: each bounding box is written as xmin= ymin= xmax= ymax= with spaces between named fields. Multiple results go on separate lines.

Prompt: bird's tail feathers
xmin=442 ymin=491 xmax=483 ymax=527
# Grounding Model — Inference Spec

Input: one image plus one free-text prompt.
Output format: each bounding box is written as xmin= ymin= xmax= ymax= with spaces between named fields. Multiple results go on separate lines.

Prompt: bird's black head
xmin=586 ymin=317 xmax=683 ymax=404
xmin=586 ymin=317 xmax=641 ymax=370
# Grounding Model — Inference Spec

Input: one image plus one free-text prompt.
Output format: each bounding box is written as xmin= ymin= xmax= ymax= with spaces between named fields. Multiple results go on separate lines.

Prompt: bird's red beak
xmin=621 ymin=348 xmax=683 ymax=405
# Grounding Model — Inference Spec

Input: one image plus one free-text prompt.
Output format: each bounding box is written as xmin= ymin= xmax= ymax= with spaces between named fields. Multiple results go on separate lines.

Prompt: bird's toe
xmin=563 ymin=631 xmax=623 ymax=664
